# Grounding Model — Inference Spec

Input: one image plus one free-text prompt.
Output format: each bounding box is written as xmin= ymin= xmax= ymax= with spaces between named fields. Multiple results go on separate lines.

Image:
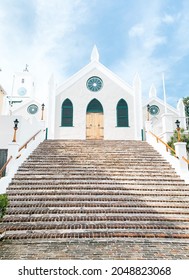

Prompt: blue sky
xmin=0 ymin=0 xmax=189 ymax=106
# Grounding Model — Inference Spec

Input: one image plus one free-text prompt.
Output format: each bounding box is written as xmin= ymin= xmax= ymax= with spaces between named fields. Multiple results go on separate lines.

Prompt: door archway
xmin=86 ymin=99 xmax=104 ymax=140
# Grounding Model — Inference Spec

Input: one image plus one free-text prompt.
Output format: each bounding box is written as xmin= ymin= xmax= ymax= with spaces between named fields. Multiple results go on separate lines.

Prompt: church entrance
xmin=86 ymin=99 xmax=104 ymax=140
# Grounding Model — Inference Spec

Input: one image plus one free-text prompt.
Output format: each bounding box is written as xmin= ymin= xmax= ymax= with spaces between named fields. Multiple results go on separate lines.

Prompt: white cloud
xmin=128 ymin=24 xmax=144 ymax=37
xmin=113 ymin=1 xmax=178 ymax=99
xmin=162 ymin=14 xmax=175 ymax=24
xmin=143 ymin=35 xmax=166 ymax=50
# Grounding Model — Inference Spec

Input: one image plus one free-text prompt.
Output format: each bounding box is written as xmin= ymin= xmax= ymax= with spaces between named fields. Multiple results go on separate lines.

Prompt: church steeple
xmin=90 ymin=45 xmax=99 ymax=62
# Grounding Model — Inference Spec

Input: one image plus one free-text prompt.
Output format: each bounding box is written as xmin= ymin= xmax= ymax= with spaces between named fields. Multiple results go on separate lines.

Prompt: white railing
xmin=0 ymin=128 xmax=45 ymax=194
xmin=146 ymin=127 xmax=189 ymax=183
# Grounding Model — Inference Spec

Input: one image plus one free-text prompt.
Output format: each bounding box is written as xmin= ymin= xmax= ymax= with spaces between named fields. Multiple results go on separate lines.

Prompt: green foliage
xmin=183 ymin=97 xmax=189 ymax=117
xmin=0 ymin=194 xmax=8 ymax=218
xmin=167 ymin=129 xmax=189 ymax=153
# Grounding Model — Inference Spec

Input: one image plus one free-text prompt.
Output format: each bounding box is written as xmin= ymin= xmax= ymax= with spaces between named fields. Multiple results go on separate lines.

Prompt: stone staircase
xmin=1 ymin=139 xmax=189 ymax=240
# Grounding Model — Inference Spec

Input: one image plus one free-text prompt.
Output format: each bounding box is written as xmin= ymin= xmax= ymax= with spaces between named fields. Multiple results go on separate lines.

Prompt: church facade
xmin=49 ymin=46 xmax=143 ymax=141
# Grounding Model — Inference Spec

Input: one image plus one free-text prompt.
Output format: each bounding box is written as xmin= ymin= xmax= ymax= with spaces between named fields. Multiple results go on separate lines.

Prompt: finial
xmin=91 ymin=45 xmax=99 ymax=62
xmin=133 ymin=72 xmax=141 ymax=85
xmin=149 ymin=84 xmax=157 ymax=98
xmin=23 ymin=64 xmax=29 ymax=72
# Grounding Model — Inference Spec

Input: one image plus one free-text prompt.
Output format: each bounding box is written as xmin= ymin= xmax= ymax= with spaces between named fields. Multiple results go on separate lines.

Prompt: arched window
xmin=86 ymin=99 xmax=103 ymax=113
xmin=61 ymin=99 xmax=73 ymax=126
xmin=116 ymin=99 xmax=129 ymax=127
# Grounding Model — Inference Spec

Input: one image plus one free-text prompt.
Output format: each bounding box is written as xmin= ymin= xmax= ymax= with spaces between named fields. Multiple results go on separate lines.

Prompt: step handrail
xmin=18 ymin=130 xmax=41 ymax=152
xmin=182 ymin=156 xmax=189 ymax=164
xmin=149 ymin=131 xmax=178 ymax=158
xmin=0 ymin=156 xmax=13 ymax=178
xmin=0 ymin=130 xmax=42 ymax=179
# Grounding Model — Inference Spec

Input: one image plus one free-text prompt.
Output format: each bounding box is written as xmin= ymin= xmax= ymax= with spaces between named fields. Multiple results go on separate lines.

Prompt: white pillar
xmin=145 ymin=121 xmax=152 ymax=142
xmin=133 ymin=73 xmax=143 ymax=140
xmin=161 ymin=113 xmax=173 ymax=142
xmin=177 ymin=99 xmax=186 ymax=130
xmin=174 ymin=142 xmax=189 ymax=177
xmin=40 ymin=120 xmax=46 ymax=140
xmin=48 ymin=75 xmax=55 ymax=139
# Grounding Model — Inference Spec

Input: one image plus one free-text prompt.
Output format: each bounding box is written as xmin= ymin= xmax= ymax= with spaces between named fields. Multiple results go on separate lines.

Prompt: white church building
xmin=48 ymin=46 xmax=185 ymax=142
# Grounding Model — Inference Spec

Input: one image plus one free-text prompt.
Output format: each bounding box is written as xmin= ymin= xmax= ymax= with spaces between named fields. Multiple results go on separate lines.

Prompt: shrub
xmin=167 ymin=129 xmax=189 ymax=155
xmin=0 ymin=194 xmax=8 ymax=218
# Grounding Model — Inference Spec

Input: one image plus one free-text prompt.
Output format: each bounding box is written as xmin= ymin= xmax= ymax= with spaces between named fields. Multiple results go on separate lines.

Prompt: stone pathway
xmin=1 ymin=238 xmax=189 ymax=259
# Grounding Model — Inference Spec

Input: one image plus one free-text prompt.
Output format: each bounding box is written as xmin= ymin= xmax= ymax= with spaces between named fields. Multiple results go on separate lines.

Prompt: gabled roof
xmin=143 ymin=96 xmax=178 ymax=115
xmin=56 ymin=48 xmax=133 ymax=96
xmin=12 ymin=98 xmax=42 ymax=114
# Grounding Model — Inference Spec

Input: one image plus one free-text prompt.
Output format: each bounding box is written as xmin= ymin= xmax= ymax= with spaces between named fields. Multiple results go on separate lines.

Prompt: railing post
xmin=174 ymin=142 xmax=189 ymax=177
xmin=161 ymin=113 xmax=174 ymax=142
xmin=145 ymin=121 xmax=152 ymax=142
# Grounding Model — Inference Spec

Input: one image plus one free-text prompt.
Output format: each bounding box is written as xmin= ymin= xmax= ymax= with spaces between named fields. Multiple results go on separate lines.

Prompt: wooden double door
xmin=86 ymin=113 xmax=104 ymax=140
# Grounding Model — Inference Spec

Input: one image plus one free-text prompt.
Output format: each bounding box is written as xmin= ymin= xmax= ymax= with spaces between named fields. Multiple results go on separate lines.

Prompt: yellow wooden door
xmin=86 ymin=113 xmax=104 ymax=140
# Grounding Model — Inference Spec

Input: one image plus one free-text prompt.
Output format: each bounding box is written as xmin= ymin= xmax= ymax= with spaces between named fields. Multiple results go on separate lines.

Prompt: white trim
xmin=143 ymin=96 xmax=178 ymax=115
xmin=56 ymin=61 xmax=133 ymax=96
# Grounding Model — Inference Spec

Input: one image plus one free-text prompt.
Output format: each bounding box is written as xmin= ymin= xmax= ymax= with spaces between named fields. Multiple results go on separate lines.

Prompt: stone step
xmin=16 ymin=168 xmax=177 ymax=174
xmin=3 ymin=220 xmax=189 ymax=231
xmin=4 ymin=230 xmax=189 ymax=240
xmin=7 ymin=182 xmax=189 ymax=192
xmin=25 ymin=157 xmax=169 ymax=162
xmin=7 ymin=189 xmax=189 ymax=196
xmin=29 ymin=154 xmax=164 ymax=158
xmin=10 ymin=182 xmax=186 ymax=188
xmin=5 ymin=207 xmax=189 ymax=216
xmin=6 ymin=200 xmax=189 ymax=208
xmin=16 ymin=171 xmax=176 ymax=177
xmin=11 ymin=177 xmax=185 ymax=183
xmin=3 ymin=229 xmax=189 ymax=240
xmin=8 ymin=181 xmax=187 ymax=188
xmin=3 ymin=213 xmax=189 ymax=224
xmin=5 ymin=190 xmax=189 ymax=202
xmin=20 ymin=163 xmax=173 ymax=170
xmin=13 ymin=174 xmax=181 ymax=180
xmin=8 ymin=184 xmax=189 ymax=191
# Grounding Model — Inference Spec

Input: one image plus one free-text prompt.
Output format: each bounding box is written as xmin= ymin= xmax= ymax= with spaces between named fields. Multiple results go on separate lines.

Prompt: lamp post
xmin=147 ymin=104 xmax=150 ymax=121
xmin=41 ymin=103 xmax=45 ymax=120
xmin=12 ymin=119 xmax=19 ymax=142
xmin=175 ymin=119 xmax=181 ymax=142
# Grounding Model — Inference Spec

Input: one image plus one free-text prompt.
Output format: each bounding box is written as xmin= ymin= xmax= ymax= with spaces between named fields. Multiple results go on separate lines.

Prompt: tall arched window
xmin=116 ymin=99 xmax=129 ymax=127
xmin=61 ymin=99 xmax=73 ymax=126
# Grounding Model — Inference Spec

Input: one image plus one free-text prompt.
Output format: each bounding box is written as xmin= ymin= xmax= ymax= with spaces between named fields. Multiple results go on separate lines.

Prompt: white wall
xmin=0 ymin=115 xmax=42 ymax=149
